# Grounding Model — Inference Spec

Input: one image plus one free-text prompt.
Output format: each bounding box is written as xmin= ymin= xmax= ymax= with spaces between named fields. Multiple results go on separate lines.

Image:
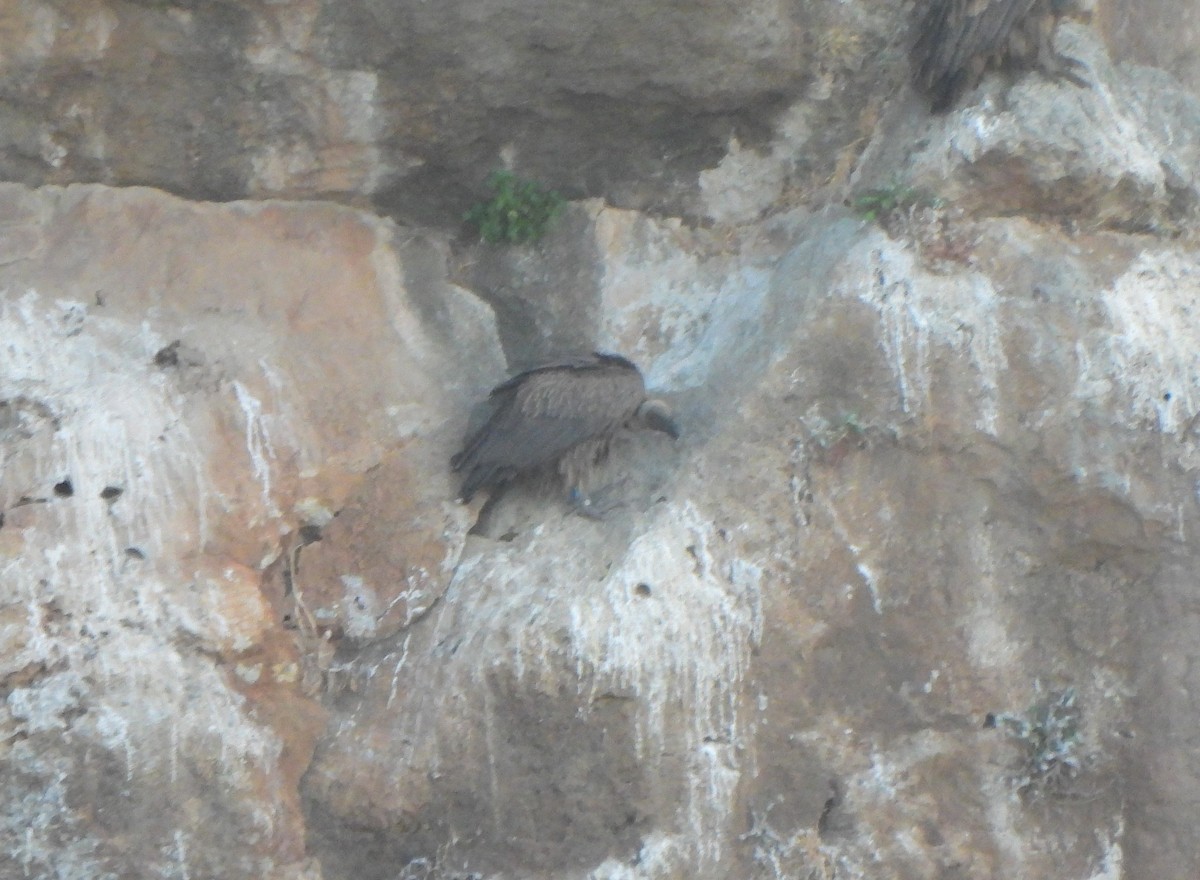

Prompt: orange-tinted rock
xmin=0 ymin=183 xmax=499 ymax=880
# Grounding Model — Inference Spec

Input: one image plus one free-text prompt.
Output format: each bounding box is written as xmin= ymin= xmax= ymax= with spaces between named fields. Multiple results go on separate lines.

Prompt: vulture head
xmin=451 ymin=353 xmax=679 ymax=504
xmin=630 ymin=398 xmax=680 ymax=441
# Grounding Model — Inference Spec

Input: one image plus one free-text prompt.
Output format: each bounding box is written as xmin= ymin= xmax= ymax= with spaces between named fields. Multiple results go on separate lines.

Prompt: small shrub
xmin=851 ymin=180 xmax=974 ymax=270
xmin=850 ymin=179 xmax=941 ymax=223
xmin=804 ymin=411 xmax=878 ymax=466
xmin=465 ymin=170 xmax=564 ymax=245
xmin=991 ymin=686 xmax=1085 ymax=800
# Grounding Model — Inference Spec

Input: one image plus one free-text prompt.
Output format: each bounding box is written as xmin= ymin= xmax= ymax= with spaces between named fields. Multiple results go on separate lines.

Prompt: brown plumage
xmin=452 ymin=353 xmax=679 ymax=503
xmin=912 ymin=0 xmax=1086 ymax=112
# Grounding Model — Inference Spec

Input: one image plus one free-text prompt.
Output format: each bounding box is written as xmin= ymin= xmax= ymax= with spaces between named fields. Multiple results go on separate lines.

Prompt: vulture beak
xmin=638 ymin=399 xmax=680 ymax=440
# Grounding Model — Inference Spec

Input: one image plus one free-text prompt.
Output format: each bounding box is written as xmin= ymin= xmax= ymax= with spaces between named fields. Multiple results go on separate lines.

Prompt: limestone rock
xmin=1101 ymin=0 xmax=1200 ymax=95
xmin=864 ymin=23 xmax=1200 ymax=233
xmin=4 ymin=2 xmax=1200 ymax=880
xmin=299 ymin=202 xmax=1200 ymax=879
xmin=0 ymin=183 xmax=500 ymax=879
xmin=0 ymin=0 xmax=904 ymax=225
xmin=10 ymin=187 xmax=1200 ymax=878
xmin=2 ymin=2 xmax=1198 ymax=231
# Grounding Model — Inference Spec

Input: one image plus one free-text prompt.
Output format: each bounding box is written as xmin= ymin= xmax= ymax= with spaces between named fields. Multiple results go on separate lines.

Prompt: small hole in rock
xmin=635 ymin=583 xmax=652 ymax=597
xmin=1163 ymin=391 xmax=1172 ymax=401
xmin=124 ymin=547 xmax=145 ymax=560
xmin=100 ymin=486 xmax=123 ymax=501
xmin=154 ymin=341 xmax=181 ymax=368
xmin=54 ymin=479 xmax=74 ymax=498
xmin=298 ymin=524 xmax=322 ymax=544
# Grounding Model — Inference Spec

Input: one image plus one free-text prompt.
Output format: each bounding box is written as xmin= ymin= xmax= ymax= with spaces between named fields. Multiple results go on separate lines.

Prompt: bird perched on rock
xmin=451 ymin=353 xmax=679 ymax=510
xmin=911 ymin=0 xmax=1088 ymax=112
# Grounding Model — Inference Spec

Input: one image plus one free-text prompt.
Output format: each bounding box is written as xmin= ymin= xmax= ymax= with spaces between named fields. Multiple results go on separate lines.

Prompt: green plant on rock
xmin=851 ymin=179 xmax=942 ymax=223
xmin=991 ymin=685 xmax=1085 ymax=800
xmin=465 ymin=170 xmax=564 ymax=245
xmin=803 ymin=410 xmax=879 ymax=466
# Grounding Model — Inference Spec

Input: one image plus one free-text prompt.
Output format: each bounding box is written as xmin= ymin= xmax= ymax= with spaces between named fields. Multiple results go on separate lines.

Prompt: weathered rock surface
xmin=1 ymin=2 xmax=1194 ymax=231
xmin=4 ymin=3 xmax=1200 ymax=880
xmin=302 ymin=214 xmax=1200 ymax=880
xmin=1100 ymin=0 xmax=1200 ymax=95
xmin=894 ymin=23 xmax=1200 ymax=234
xmin=0 ymin=0 xmax=904 ymax=224
xmin=0 ymin=183 xmax=499 ymax=878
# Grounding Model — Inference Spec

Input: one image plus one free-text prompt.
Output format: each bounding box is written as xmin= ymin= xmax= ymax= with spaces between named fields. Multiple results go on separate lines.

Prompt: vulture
xmin=912 ymin=0 xmax=1087 ymax=112
xmin=451 ymin=353 xmax=679 ymax=506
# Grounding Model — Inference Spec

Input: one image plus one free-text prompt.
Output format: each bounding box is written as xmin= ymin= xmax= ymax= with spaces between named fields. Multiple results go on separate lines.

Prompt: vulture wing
xmin=452 ymin=354 xmax=647 ymax=501
xmin=913 ymin=0 xmax=1042 ymax=111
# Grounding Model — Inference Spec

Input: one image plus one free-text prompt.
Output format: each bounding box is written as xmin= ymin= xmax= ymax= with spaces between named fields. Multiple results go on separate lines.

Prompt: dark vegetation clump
xmin=850 ymin=179 xmax=942 ymax=223
xmin=466 ymin=170 xmax=564 ymax=244
xmin=991 ymin=686 xmax=1087 ymax=800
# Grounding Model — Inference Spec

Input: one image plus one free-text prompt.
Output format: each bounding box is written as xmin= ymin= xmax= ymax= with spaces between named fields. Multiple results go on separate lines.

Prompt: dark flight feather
xmin=912 ymin=0 xmax=1085 ymax=112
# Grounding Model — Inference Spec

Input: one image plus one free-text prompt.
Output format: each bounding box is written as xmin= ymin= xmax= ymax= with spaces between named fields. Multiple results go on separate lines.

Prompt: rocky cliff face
xmin=0 ymin=0 xmax=898 ymax=225
xmin=2 ymin=2 xmax=1200 ymax=879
